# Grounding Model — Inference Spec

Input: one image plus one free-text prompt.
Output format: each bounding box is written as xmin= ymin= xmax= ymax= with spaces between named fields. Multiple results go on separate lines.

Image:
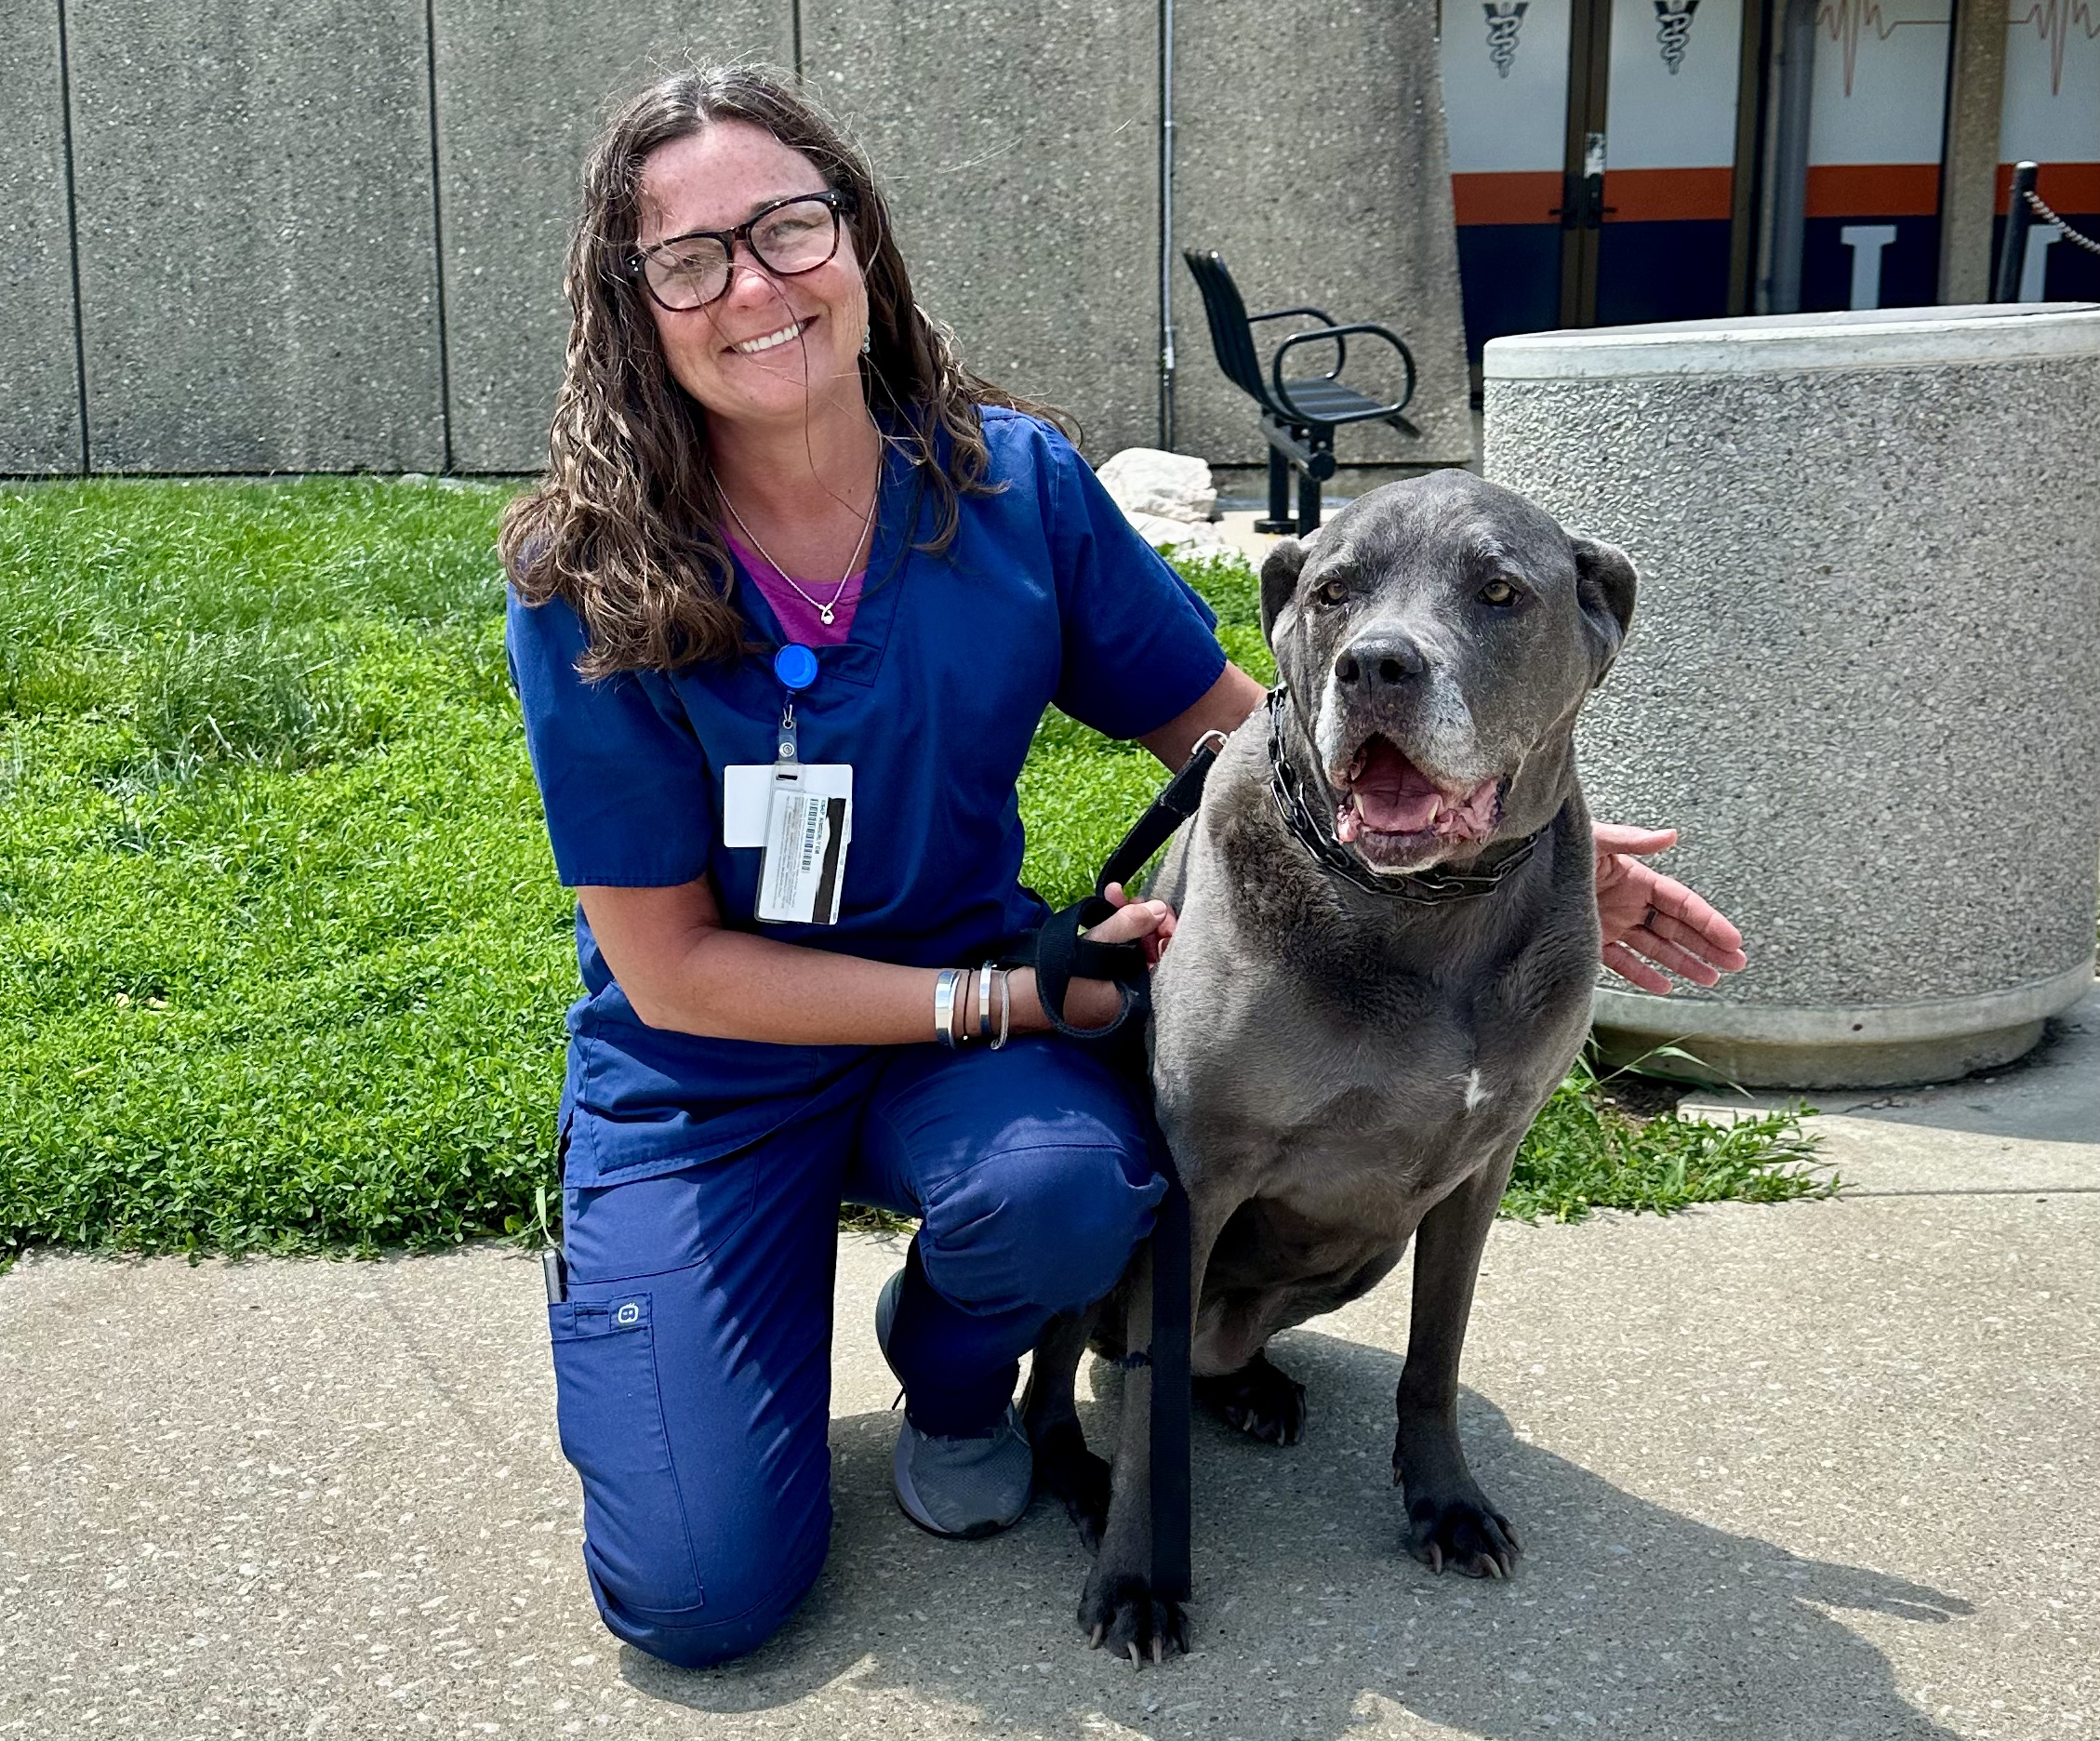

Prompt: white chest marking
xmin=1463 ymin=1069 xmax=1491 ymax=1112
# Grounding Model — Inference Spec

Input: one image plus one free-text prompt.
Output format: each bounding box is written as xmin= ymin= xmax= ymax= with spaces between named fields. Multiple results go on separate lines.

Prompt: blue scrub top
xmin=508 ymin=408 xmax=1227 ymax=1186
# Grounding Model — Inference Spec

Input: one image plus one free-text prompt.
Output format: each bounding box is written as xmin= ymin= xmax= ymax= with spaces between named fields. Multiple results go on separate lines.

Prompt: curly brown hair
xmin=500 ymin=61 xmax=1067 ymax=678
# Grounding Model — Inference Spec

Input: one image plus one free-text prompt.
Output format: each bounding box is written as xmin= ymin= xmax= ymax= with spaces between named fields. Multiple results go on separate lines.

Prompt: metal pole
xmin=1761 ymin=0 xmax=1816 ymax=314
xmin=1158 ymin=0 xmax=1176 ymax=449
xmin=1993 ymin=161 xmax=2039 ymax=302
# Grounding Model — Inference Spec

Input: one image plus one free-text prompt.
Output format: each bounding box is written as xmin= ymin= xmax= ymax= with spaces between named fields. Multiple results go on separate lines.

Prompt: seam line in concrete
xmin=791 ymin=0 xmax=804 ymax=83
xmin=54 ymin=0 xmax=90 ymax=477
xmin=1841 ymin=1186 xmax=2100 ymax=1199
xmin=422 ymin=0 xmax=456 ymax=474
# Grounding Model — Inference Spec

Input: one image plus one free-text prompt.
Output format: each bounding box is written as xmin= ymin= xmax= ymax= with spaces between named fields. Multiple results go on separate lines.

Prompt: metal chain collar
xmin=1264 ymin=687 xmax=1543 ymax=905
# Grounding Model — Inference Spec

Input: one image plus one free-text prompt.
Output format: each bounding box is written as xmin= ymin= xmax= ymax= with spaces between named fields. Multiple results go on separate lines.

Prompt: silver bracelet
xmin=934 ymin=967 xmax=962 ymax=1048
xmin=991 ymin=968 xmax=1011 ymax=1050
xmin=977 ymin=961 xmax=997 ymax=1042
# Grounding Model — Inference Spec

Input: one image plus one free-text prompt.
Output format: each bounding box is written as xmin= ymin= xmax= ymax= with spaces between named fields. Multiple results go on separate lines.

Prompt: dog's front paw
xmin=1402 ymin=1486 xmax=1521 ymax=1580
xmin=1030 ymin=1418 xmax=1111 ymax=1551
xmin=1078 ymin=1566 xmax=1189 ymax=1666
xmin=1194 ymin=1350 xmax=1307 ymax=1445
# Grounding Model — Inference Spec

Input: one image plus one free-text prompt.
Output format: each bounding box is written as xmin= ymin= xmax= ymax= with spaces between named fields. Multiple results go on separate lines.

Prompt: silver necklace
xmin=715 ymin=471 xmax=880 ymax=628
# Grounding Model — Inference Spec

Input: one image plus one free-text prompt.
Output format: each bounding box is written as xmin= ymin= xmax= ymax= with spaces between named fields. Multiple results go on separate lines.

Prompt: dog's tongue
xmin=1335 ymin=739 xmax=1500 ymax=844
xmin=1345 ymin=738 xmax=1444 ymax=835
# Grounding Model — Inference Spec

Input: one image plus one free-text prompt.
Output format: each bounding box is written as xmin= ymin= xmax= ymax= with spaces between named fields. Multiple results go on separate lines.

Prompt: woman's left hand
xmin=1103 ymin=841 xmax=1744 ymax=993
xmin=1592 ymin=823 xmax=1748 ymax=994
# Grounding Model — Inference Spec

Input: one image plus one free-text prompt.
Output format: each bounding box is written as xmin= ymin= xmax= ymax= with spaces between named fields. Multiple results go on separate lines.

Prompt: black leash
xmin=1015 ymin=729 xmax=1223 ymax=1605
xmin=1265 ymin=686 xmax=1544 ymax=901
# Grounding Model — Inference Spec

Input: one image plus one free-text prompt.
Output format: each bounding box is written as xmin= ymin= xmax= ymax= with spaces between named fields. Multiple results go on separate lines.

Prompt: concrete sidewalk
xmin=3 ymin=995 xmax=2093 ymax=1740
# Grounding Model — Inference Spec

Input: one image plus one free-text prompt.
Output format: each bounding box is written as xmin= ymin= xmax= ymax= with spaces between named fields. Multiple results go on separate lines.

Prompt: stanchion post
xmin=1995 ymin=162 xmax=2040 ymax=302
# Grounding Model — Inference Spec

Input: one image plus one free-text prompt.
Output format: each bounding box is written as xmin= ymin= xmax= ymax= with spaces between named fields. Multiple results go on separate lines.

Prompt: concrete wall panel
xmin=1 ymin=0 xmax=84 ymax=474
xmin=1173 ymin=0 xmax=1473 ymax=470
xmin=803 ymin=0 xmax=1160 ymax=461
xmin=68 ymin=0 xmax=445 ymax=472
xmin=432 ymin=3 xmax=791 ymax=473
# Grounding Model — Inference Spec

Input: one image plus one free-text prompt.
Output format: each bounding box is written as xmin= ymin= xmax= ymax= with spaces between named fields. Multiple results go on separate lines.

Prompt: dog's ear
xmin=1568 ymin=532 xmax=1637 ymax=686
xmin=1259 ymin=538 xmax=1309 ymax=647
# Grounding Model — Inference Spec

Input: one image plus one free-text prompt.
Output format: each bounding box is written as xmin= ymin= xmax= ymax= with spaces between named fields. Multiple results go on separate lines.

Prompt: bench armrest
xmin=1270 ymin=322 xmax=1417 ymax=426
xmin=1248 ymin=307 xmax=1343 ymax=375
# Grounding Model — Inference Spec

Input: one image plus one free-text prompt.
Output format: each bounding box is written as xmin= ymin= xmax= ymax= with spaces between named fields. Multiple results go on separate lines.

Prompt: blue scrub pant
xmin=548 ymin=1036 xmax=1165 ymax=1669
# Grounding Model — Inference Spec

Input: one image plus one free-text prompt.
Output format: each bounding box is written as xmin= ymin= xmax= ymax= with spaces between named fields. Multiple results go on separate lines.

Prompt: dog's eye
xmin=1315 ymin=577 xmax=1350 ymax=607
xmin=1479 ymin=578 xmax=1520 ymax=606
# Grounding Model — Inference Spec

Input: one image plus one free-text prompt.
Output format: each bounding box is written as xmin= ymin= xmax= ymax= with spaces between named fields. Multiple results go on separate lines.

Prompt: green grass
xmin=0 ymin=479 xmax=1826 ymax=1259
xmin=1509 ymin=1059 xmax=1828 ymax=1222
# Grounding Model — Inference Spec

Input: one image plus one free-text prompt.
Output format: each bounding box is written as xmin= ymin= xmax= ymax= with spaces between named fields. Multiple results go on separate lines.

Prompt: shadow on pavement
xmin=615 ymin=1330 xmax=1969 ymax=1739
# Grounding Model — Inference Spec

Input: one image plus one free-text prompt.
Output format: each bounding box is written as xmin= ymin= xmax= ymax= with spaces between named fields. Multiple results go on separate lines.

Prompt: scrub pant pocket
xmin=548 ymin=1292 xmax=706 ymax=1617
xmin=549 ymin=1102 xmax=859 ymax=1668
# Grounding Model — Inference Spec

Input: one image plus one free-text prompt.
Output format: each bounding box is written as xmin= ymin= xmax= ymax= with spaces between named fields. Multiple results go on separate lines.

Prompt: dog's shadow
xmin=620 ymin=1330 xmax=1968 ymax=1739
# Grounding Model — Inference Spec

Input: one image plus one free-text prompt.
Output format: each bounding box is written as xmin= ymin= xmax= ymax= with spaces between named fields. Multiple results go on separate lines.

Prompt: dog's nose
xmin=1335 ymin=633 xmax=1428 ymax=689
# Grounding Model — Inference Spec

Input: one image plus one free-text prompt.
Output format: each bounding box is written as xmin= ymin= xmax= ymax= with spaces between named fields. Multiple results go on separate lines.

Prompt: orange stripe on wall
xmin=1996 ymin=161 xmax=2100 ymax=214
xmin=1455 ymin=167 xmax=1735 ymax=226
xmin=1451 ymin=171 xmax=1564 ymax=226
xmin=1602 ymin=167 xmax=1734 ymax=222
xmin=1804 ymin=164 xmax=1941 ymax=218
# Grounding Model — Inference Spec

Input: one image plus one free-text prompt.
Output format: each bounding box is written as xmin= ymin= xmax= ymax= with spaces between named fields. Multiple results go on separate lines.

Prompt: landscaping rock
xmin=1097 ymin=447 xmax=1229 ymax=555
xmin=1097 ymin=447 xmax=1220 ymax=523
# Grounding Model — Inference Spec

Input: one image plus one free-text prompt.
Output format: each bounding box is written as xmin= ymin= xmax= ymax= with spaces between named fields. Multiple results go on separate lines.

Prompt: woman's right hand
xmin=1010 ymin=890 xmax=1176 ymax=1034
xmin=578 ymin=877 xmax=1177 ymax=1048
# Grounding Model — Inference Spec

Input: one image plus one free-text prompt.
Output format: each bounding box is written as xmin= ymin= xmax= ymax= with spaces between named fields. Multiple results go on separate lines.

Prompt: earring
xmin=861 ymin=325 xmax=873 ymax=357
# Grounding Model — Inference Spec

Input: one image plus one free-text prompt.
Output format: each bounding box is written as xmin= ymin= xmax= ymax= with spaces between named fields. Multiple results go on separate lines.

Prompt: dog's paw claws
xmin=1078 ymin=1573 xmax=1188 ymax=1667
xmin=1195 ymin=1353 xmax=1307 ymax=1448
xmin=1405 ymin=1491 xmax=1521 ymax=1583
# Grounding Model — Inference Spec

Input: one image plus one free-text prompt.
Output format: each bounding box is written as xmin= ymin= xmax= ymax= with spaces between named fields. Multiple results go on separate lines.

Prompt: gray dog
xmin=1022 ymin=470 xmax=1638 ymax=1661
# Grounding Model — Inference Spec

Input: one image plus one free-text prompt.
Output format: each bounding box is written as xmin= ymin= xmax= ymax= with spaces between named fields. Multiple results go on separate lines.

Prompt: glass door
xmin=1443 ymin=0 xmax=1576 ymax=357
xmin=1797 ymin=0 xmax=1955 ymax=309
xmin=1593 ymin=0 xmax=1753 ymax=323
xmin=1443 ymin=0 xmax=1764 ymax=353
xmin=1997 ymin=0 xmax=2100 ymax=300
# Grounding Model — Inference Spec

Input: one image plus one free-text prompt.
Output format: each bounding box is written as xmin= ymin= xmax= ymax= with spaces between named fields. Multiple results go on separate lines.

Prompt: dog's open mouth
xmin=1334 ymin=736 xmax=1500 ymax=862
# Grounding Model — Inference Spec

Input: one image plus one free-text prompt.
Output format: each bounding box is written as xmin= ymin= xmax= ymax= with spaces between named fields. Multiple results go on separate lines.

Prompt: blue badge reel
xmin=721 ymin=645 xmax=854 ymax=924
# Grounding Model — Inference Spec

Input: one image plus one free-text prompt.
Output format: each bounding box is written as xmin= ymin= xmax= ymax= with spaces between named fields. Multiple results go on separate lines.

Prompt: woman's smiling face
xmin=634 ymin=120 xmax=870 ymax=430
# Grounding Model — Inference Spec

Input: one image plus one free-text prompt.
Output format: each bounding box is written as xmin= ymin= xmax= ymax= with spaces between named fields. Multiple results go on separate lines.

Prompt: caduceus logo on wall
xmin=1482 ymin=0 xmax=1528 ymax=76
xmin=1654 ymin=0 xmax=1701 ymax=71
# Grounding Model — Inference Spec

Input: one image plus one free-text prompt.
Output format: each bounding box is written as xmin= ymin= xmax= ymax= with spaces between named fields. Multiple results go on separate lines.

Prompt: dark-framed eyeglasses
xmin=627 ymin=190 xmax=856 ymax=312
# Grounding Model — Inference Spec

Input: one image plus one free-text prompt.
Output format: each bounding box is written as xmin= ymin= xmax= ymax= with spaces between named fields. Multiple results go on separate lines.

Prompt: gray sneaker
xmin=875 ymin=1267 xmax=1033 ymax=1540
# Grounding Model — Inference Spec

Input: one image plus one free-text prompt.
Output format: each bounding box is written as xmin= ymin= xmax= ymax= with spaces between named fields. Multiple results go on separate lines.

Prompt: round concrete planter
xmin=1483 ymin=304 xmax=2100 ymax=1089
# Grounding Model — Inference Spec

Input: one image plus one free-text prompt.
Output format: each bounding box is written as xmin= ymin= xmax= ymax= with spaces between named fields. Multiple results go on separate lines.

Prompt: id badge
xmin=724 ymin=763 xmax=853 ymax=926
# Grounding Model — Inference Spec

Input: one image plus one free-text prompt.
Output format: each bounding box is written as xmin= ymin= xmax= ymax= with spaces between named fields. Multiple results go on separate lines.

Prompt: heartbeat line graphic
xmin=2011 ymin=0 xmax=2100 ymax=96
xmin=1816 ymin=0 xmax=1946 ymax=95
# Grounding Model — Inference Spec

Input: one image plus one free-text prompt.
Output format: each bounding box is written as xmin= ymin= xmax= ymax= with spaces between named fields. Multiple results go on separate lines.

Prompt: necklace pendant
xmin=818 ymin=605 xmax=835 ymax=625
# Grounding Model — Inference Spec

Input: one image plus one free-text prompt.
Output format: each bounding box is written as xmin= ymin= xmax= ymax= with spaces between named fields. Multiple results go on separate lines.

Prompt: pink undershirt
xmin=724 ymin=528 xmax=864 ymax=647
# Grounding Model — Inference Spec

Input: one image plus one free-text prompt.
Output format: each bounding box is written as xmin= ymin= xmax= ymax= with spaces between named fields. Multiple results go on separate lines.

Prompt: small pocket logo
xmin=615 ymin=1301 xmax=641 ymax=1327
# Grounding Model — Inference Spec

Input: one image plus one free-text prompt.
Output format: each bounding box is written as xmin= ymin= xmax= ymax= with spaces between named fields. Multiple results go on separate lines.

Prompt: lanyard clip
xmin=773 ymin=643 xmax=817 ymax=770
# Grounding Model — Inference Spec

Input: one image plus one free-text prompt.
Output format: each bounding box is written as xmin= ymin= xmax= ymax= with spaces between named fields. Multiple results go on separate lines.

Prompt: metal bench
xmin=1181 ymin=249 xmax=1419 ymax=535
